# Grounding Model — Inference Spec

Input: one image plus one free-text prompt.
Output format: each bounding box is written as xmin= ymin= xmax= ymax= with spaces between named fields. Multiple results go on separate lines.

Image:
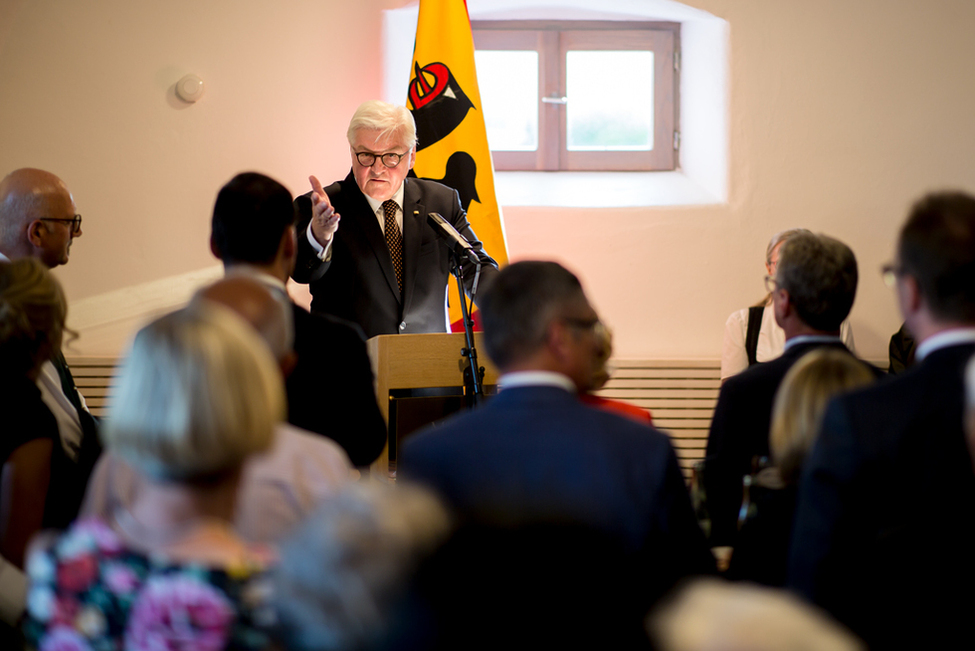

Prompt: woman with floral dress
xmin=23 ymin=302 xmax=285 ymax=651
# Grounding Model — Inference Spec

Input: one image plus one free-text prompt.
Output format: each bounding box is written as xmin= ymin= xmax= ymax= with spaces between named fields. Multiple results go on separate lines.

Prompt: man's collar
xmin=0 ymin=251 xmax=9 ymax=262
xmin=498 ymin=371 xmax=577 ymax=393
xmin=225 ymin=265 xmax=288 ymax=294
xmin=915 ymin=327 xmax=975 ymax=361
xmin=784 ymin=334 xmax=842 ymax=351
xmin=363 ymin=182 xmax=406 ymax=215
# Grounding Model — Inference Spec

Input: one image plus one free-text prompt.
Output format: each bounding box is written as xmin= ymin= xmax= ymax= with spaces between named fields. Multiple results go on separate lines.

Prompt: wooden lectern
xmin=367 ymin=332 xmax=499 ymax=477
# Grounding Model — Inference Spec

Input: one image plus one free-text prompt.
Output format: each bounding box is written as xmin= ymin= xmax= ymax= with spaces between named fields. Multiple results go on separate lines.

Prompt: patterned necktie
xmin=382 ymin=200 xmax=404 ymax=294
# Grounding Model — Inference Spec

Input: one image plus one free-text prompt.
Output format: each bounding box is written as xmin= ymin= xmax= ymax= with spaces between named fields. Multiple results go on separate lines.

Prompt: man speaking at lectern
xmin=292 ymin=100 xmax=498 ymax=339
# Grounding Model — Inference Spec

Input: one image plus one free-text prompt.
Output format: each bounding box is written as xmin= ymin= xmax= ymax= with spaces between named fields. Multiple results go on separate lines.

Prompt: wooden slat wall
xmin=594 ymin=359 xmax=720 ymax=479
xmin=66 ymin=356 xmax=118 ymax=418
xmin=66 ymin=356 xmax=724 ymax=479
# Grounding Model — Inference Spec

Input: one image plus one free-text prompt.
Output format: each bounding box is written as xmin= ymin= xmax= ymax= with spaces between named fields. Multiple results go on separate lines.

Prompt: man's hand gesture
xmin=309 ymin=175 xmax=340 ymax=246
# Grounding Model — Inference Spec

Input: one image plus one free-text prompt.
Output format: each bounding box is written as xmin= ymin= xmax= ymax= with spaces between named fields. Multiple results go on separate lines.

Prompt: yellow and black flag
xmin=407 ymin=0 xmax=508 ymax=328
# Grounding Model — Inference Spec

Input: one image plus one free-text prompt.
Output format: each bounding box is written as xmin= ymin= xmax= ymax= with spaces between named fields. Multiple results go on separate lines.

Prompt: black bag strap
xmin=745 ymin=305 xmax=765 ymax=366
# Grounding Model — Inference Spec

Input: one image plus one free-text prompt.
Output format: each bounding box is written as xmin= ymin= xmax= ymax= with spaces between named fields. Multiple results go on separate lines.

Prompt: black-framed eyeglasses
xmin=40 ymin=214 xmax=82 ymax=235
xmin=881 ymin=263 xmax=903 ymax=289
xmin=355 ymin=151 xmax=407 ymax=168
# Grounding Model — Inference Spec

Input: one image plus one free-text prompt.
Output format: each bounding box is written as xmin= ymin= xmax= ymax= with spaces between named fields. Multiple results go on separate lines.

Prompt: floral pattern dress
xmin=22 ymin=519 xmax=274 ymax=651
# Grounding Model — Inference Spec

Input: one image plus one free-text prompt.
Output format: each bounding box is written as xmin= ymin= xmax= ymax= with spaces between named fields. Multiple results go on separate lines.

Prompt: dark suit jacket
xmin=788 ymin=342 xmax=975 ymax=649
xmin=293 ymin=173 xmax=498 ymax=339
xmin=704 ymin=339 xmax=880 ymax=544
xmin=46 ymin=354 xmax=102 ymax=529
xmin=400 ymin=385 xmax=715 ymax=605
xmin=285 ymin=303 xmax=386 ymax=467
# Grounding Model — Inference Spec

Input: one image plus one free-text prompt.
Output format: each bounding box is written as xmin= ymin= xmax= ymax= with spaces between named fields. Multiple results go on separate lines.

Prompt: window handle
xmin=541 ymin=95 xmax=568 ymax=104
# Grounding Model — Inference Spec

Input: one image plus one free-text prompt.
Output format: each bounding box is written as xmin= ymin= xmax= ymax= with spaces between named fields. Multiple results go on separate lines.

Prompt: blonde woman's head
xmin=770 ymin=349 xmax=874 ymax=484
xmin=103 ymin=301 xmax=284 ymax=481
xmin=0 ymin=258 xmax=66 ymax=377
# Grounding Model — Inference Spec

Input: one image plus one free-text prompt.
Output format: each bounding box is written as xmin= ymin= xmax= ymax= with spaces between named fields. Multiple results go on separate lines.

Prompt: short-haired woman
xmin=23 ymin=302 xmax=285 ymax=651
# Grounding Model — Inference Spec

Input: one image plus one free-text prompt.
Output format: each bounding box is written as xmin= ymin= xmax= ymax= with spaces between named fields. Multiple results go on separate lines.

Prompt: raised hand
xmin=309 ymin=175 xmax=340 ymax=246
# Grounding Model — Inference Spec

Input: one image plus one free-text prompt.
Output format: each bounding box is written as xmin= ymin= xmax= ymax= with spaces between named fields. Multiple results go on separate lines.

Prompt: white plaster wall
xmin=2 ymin=0 xmax=974 ymax=361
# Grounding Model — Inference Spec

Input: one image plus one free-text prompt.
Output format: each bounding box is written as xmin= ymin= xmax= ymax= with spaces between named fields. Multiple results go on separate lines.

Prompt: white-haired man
xmin=292 ymin=100 xmax=498 ymax=339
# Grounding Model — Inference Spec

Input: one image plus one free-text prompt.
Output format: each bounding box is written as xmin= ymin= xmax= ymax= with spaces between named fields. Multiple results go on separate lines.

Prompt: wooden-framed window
xmin=473 ymin=21 xmax=680 ymax=172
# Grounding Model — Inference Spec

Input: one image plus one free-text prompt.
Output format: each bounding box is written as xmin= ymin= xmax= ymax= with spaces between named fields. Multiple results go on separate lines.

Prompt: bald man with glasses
xmin=0 ymin=168 xmax=99 ymax=528
xmin=293 ymin=100 xmax=497 ymax=339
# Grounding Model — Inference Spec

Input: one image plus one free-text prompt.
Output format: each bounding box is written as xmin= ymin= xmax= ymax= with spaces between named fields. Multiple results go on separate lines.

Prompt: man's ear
xmin=280 ymin=226 xmax=297 ymax=260
xmin=897 ymin=274 xmax=923 ymax=318
xmin=209 ymin=234 xmax=223 ymax=261
xmin=545 ymin=319 xmax=573 ymax=362
xmin=772 ymin=288 xmax=791 ymax=326
xmin=26 ymin=220 xmax=45 ymax=249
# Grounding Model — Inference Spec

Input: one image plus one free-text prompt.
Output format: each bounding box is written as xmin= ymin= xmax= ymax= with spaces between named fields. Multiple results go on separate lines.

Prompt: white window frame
xmin=473 ymin=21 xmax=680 ymax=172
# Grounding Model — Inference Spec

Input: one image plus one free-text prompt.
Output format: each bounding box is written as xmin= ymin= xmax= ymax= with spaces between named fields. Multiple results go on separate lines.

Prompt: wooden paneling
xmin=66 ymin=354 xmax=722 ymax=481
xmin=594 ymin=359 xmax=720 ymax=480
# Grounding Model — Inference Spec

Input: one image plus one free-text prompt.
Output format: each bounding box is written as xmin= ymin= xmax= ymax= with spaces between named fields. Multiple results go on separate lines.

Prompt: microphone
xmin=427 ymin=212 xmax=480 ymax=264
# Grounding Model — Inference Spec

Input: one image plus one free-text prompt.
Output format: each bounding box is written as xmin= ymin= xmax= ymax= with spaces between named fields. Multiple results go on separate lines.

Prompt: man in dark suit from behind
xmin=705 ymin=233 xmax=878 ymax=546
xmin=210 ymin=172 xmax=386 ymax=466
xmin=789 ymin=193 xmax=975 ymax=649
xmin=400 ymin=261 xmax=714 ymax=624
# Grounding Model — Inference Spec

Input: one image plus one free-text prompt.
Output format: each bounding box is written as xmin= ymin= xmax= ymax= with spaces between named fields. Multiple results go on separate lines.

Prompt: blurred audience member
xmin=211 ymin=172 xmax=386 ymax=466
xmin=721 ymin=228 xmax=855 ymax=381
xmin=648 ymin=579 xmax=864 ymax=651
xmin=82 ymin=276 xmax=354 ymax=543
xmin=417 ymin=521 xmax=656 ymax=650
xmin=706 ymin=233 xmax=879 ymax=546
xmin=0 ymin=259 xmax=64 ymax=567
xmin=24 ymin=303 xmax=284 ymax=650
xmin=579 ymin=321 xmax=653 ymax=425
xmin=271 ymin=481 xmax=451 ymax=651
xmin=727 ymin=348 xmax=875 ymax=585
xmin=789 ymin=192 xmax=975 ymax=649
xmin=0 ymin=168 xmax=98 ymax=529
xmin=401 ymin=261 xmax=714 ymax=613
xmin=0 ymin=259 xmax=64 ymax=642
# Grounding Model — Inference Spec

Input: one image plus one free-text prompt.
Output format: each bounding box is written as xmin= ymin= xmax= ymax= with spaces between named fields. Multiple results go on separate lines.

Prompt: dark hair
xmin=480 ymin=261 xmax=585 ymax=369
xmin=211 ymin=172 xmax=295 ymax=266
xmin=898 ymin=192 xmax=975 ymax=323
xmin=775 ymin=233 xmax=857 ymax=332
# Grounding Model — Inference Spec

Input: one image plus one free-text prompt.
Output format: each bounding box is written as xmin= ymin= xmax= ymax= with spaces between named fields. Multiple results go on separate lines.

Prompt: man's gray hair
xmin=775 ymin=233 xmax=858 ymax=332
xmin=346 ymin=100 xmax=417 ymax=150
xmin=479 ymin=261 xmax=587 ymax=370
xmin=766 ymin=228 xmax=812 ymax=265
xmin=271 ymin=481 xmax=451 ymax=651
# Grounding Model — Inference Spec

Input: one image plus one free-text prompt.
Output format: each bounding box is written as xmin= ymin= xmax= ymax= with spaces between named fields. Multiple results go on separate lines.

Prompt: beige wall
xmin=2 ymin=0 xmax=973 ymax=360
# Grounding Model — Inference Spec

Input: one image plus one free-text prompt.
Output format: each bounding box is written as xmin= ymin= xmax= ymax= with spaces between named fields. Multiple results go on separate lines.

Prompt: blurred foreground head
xmin=649 ymin=579 xmax=864 ymax=651
xmin=103 ymin=301 xmax=285 ymax=481
xmin=271 ymin=481 xmax=451 ymax=651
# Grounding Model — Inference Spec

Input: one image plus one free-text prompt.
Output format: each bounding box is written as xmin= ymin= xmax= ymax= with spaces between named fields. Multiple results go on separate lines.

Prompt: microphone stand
xmin=449 ymin=248 xmax=485 ymax=408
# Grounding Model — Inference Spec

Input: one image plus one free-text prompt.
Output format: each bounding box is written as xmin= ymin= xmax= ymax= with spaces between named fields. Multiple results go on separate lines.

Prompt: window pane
xmin=566 ymin=51 xmax=654 ymax=151
xmin=474 ymin=50 xmax=538 ymax=151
